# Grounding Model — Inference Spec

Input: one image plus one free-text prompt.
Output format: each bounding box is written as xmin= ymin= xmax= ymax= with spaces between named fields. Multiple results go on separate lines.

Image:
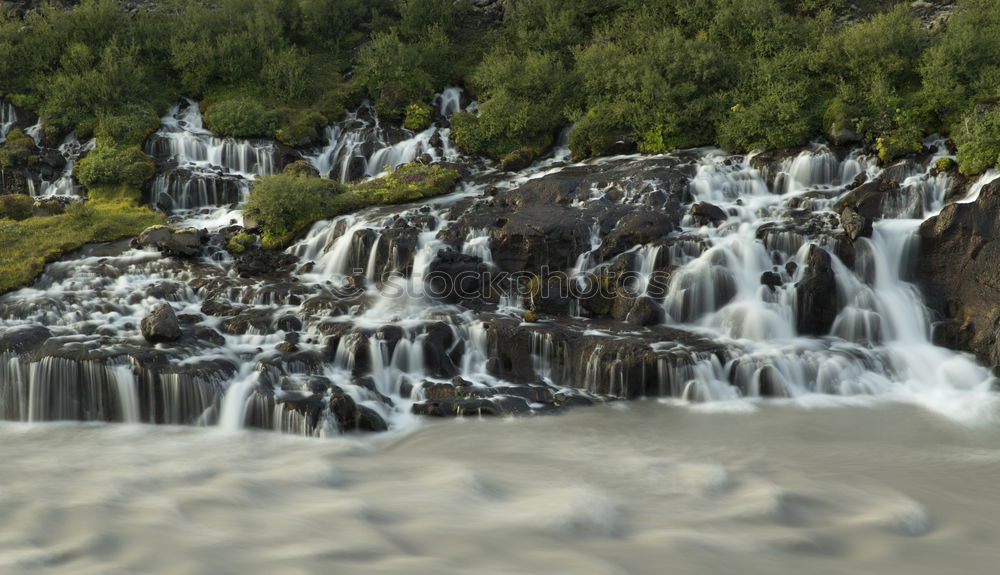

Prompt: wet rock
xmin=193 ymin=326 xmax=226 ymax=346
xmin=795 ymin=246 xmax=839 ymax=336
xmin=133 ymin=225 xmax=205 ymax=258
xmin=428 ymin=250 xmax=487 ymax=303
xmin=356 ymin=406 xmax=388 ymax=432
xmin=919 ymin=179 xmax=1000 ymax=369
xmin=840 ymin=207 xmax=867 ymax=241
xmin=624 ymin=296 xmax=665 ymax=327
xmin=141 ymin=303 xmax=182 ymax=343
xmin=0 ymin=325 xmax=51 ymax=354
xmin=760 ymin=271 xmax=783 ymax=290
xmin=597 ymin=209 xmax=677 ymax=261
xmin=689 ymin=201 xmax=728 ymax=225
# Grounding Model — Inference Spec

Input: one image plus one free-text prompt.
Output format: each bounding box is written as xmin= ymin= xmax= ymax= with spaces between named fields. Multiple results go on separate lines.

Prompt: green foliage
xmin=567 ymin=105 xmax=629 ymax=160
xmin=243 ymin=172 xmax=349 ymax=247
xmin=203 ymin=96 xmax=277 ymax=139
xmin=95 ymin=106 xmax=161 ymax=147
xmin=356 ymin=26 xmax=452 ymax=119
xmin=457 ymin=50 xmax=578 ymax=159
xmin=247 ymin=162 xmax=459 ymax=247
xmin=0 ymin=194 xmax=34 ymax=221
xmin=276 ymin=108 xmax=328 ymax=147
xmin=955 ymin=105 xmax=1000 ymax=176
xmin=0 ymin=128 xmax=37 ymax=168
xmin=499 ymin=147 xmax=538 ymax=172
xmin=75 ymin=145 xmax=155 ymax=189
xmin=403 ymin=103 xmax=432 ymax=131
xmin=935 ymin=157 xmax=956 ymax=173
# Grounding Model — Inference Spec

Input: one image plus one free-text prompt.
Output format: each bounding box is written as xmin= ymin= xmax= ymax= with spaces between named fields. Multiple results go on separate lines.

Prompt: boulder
xmin=795 ymin=245 xmax=839 ymax=336
xmin=141 ymin=303 xmax=182 ymax=343
xmin=133 ymin=225 xmax=205 ymax=257
xmin=689 ymin=201 xmax=728 ymax=225
xmin=918 ymin=179 xmax=1000 ymax=369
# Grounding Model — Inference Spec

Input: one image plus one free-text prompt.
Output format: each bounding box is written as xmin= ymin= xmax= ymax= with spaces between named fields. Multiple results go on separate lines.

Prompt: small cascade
xmin=111 ymin=364 xmax=141 ymax=424
xmin=0 ymin=99 xmax=16 ymax=142
xmin=145 ymin=99 xmax=278 ymax=211
xmin=305 ymin=90 xmax=465 ymax=182
xmin=218 ymin=370 xmax=261 ymax=431
xmin=30 ymin=134 xmax=94 ymax=197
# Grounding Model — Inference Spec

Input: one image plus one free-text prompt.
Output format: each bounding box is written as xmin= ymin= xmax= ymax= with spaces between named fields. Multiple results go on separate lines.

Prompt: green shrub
xmin=282 ymin=159 xmax=321 ymax=178
xmin=0 ymin=194 xmax=34 ymax=221
xmin=75 ymin=145 xmax=155 ymax=188
xmin=95 ymin=106 xmax=161 ymax=146
xmin=935 ymin=157 xmax=955 ymax=173
xmin=955 ymin=106 xmax=1000 ymax=176
xmin=65 ymin=199 xmax=97 ymax=227
xmin=203 ymin=96 xmax=276 ymax=139
xmin=0 ymin=128 xmax=37 ymax=168
xmin=567 ymin=105 xmax=629 ymax=161
xmin=403 ymin=103 xmax=433 ymax=131
xmin=356 ymin=26 xmax=452 ymax=120
xmin=276 ymin=109 xmax=328 ymax=147
xmin=499 ymin=147 xmax=538 ymax=172
xmin=243 ymin=172 xmax=348 ymax=247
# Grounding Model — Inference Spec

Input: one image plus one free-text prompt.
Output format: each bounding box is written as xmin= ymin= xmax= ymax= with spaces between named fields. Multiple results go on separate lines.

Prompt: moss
xmin=353 ymin=163 xmax=461 ymax=204
xmin=875 ymin=135 xmax=922 ymax=165
xmin=0 ymin=194 xmax=34 ymax=221
xmin=523 ymin=311 xmax=538 ymax=323
xmin=75 ymin=145 xmax=155 ymax=189
xmin=403 ymin=103 xmax=433 ymax=131
xmin=226 ymin=232 xmax=256 ymax=254
xmin=0 ymin=198 xmax=163 ymax=294
xmin=934 ymin=157 xmax=955 ymax=173
xmin=0 ymin=128 xmax=38 ymax=169
xmin=499 ymin=147 xmax=538 ymax=172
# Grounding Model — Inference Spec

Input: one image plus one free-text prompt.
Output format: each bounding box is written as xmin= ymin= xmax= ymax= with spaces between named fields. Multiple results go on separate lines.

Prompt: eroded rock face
xmin=141 ymin=303 xmax=182 ymax=343
xmin=918 ymin=179 xmax=1000 ymax=369
xmin=795 ymin=245 xmax=839 ymax=336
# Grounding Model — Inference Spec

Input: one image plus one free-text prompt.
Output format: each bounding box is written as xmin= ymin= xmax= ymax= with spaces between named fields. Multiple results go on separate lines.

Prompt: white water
xmin=0 ymin=99 xmax=16 ymax=143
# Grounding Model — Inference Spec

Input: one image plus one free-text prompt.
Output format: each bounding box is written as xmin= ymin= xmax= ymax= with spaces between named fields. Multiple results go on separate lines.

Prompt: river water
xmin=0 ymin=400 xmax=997 ymax=574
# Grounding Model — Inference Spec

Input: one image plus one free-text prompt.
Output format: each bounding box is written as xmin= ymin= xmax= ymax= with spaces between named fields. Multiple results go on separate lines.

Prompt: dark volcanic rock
xmin=140 ymin=303 xmax=182 ymax=343
xmin=689 ymin=201 xmax=728 ymax=225
xmin=133 ymin=225 xmax=205 ymax=257
xmin=919 ymin=179 xmax=1000 ymax=369
xmin=795 ymin=245 xmax=839 ymax=336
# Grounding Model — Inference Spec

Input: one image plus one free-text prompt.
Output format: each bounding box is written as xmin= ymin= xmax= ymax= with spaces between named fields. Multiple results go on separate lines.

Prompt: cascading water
xmin=145 ymin=99 xmax=278 ymax=212
xmin=1 ymin=90 xmax=997 ymax=439
xmin=0 ymin=99 xmax=16 ymax=143
xmin=304 ymin=89 xmax=466 ymax=182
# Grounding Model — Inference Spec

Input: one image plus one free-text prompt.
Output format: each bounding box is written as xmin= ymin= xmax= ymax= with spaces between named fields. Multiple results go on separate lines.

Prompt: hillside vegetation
xmin=0 ymin=0 xmax=997 ymax=175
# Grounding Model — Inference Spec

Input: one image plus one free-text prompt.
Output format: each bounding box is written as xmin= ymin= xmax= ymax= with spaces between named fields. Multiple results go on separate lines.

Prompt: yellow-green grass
xmin=0 ymin=188 xmax=164 ymax=294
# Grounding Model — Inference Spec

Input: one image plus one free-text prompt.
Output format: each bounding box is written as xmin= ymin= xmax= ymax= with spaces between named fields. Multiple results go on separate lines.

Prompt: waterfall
xmin=111 ymin=364 xmax=141 ymax=424
xmin=0 ymin=99 xmax=16 ymax=143
xmin=218 ymin=371 xmax=261 ymax=431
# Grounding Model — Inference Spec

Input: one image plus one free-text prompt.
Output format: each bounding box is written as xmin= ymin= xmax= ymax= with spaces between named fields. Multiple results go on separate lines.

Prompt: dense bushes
xmin=2 ymin=0 xmax=1000 ymax=175
xmin=0 ymin=129 xmax=37 ymax=168
xmin=74 ymin=145 xmax=155 ymax=189
xmin=243 ymin=172 xmax=350 ymax=247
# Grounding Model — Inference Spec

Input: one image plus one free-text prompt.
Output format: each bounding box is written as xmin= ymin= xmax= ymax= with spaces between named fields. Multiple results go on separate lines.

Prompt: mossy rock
xmin=403 ymin=103 xmax=433 ymax=131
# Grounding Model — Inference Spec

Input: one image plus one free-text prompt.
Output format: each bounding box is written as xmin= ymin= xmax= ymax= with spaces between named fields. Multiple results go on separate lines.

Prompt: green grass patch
xmin=0 ymin=192 xmax=164 ymax=294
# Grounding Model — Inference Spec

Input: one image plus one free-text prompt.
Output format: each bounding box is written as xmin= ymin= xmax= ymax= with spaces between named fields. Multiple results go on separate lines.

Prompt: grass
xmin=0 ymin=188 xmax=164 ymax=294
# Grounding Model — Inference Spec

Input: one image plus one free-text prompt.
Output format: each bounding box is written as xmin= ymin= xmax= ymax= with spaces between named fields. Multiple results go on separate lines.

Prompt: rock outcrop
xmin=918 ymin=178 xmax=1000 ymax=369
